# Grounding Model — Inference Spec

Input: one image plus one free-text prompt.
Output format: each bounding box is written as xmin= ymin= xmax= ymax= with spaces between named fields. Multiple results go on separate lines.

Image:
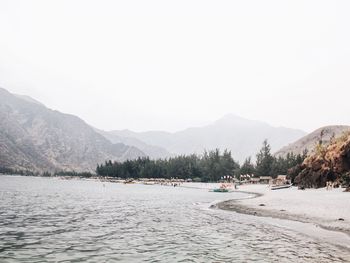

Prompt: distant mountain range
xmin=275 ymin=125 xmax=350 ymax=157
xmin=4 ymin=87 xmax=333 ymax=173
xmin=105 ymin=114 xmax=306 ymax=163
xmin=0 ymin=87 xmax=145 ymax=172
xmin=95 ymin=128 xmax=172 ymax=159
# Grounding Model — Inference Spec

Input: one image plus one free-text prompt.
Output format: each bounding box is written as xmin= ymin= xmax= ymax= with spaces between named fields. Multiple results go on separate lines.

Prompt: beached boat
xmin=270 ymin=184 xmax=292 ymax=190
xmin=210 ymin=183 xmax=233 ymax=193
xmin=143 ymin=182 xmax=155 ymax=185
xmin=124 ymin=179 xmax=136 ymax=184
xmin=212 ymin=188 xmax=229 ymax=192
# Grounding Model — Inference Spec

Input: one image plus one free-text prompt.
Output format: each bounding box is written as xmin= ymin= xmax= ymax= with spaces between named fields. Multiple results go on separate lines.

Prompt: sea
xmin=0 ymin=176 xmax=349 ymax=262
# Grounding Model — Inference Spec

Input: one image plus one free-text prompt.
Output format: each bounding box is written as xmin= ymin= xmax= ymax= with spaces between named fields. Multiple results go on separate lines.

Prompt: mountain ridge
xmin=0 ymin=87 xmax=318 ymax=170
xmin=108 ymin=114 xmax=306 ymax=163
xmin=0 ymin=87 xmax=145 ymax=172
xmin=95 ymin=128 xmax=172 ymax=159
xmin=275 ymin=125 xmax=350 ymax=158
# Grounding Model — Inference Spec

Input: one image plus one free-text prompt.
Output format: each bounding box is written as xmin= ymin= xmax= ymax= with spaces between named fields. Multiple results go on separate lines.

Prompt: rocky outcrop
xmin=295 ymin=132 xmax=350 ymax=188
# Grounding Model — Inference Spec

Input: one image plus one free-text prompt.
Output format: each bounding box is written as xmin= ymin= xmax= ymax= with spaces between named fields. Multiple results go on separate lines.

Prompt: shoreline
xmin=3 ymin=175 xmax=350 ymax=237
xmin=213 ymin=186 xmax=350 ymax=237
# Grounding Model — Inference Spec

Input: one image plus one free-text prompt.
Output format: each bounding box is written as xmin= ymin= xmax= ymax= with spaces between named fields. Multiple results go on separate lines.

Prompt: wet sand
xmin=215 ymin=184 xmax=350 ymax=236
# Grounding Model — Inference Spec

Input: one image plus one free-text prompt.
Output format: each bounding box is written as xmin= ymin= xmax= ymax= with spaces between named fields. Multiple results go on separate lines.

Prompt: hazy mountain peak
xmin=214 ymin=113 xmax=265 ymax=126
xmin=216 ymin=113 xmax=247 ymax=122
xmin=107 ymin=114 xmax=306 ymax=163
xmin=218 ymin=113 xmax=246 ymax=121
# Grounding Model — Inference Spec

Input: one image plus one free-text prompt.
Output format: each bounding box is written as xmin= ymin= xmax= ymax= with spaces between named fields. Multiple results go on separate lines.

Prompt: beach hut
xmin=259 ymin=176 xmax=273 ymax=185
xmin=273 ymin=175 xmax=288 ymax=186
xmin=250 ymin=178 xmax=260 ymax=184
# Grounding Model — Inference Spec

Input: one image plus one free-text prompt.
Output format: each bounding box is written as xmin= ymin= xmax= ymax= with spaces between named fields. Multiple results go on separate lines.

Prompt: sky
xmin=0 ymin=0 xmax=350 ymax=133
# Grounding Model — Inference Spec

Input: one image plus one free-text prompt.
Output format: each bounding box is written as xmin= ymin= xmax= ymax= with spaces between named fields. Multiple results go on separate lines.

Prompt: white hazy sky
xmin=1 ymin=0 xmax=350 ymax=132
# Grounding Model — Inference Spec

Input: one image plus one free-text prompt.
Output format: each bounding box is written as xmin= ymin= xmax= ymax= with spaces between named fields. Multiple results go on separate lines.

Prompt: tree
xmin=255 ymin=139 xmax=274 ymax=177
xmin=238 ymin=157 xmax=255 ymax=177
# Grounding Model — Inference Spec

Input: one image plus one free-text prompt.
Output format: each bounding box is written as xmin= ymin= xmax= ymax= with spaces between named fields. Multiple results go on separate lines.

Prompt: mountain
xmin=109 ymin=114 xmax=306 ymax=163
xmin=96 ymin=129 xmax=171 ymax=159
xmin=0 ymin=88 xmax=145 ymax=172
xmin=275 ymin=125 xmax=350 ymax=157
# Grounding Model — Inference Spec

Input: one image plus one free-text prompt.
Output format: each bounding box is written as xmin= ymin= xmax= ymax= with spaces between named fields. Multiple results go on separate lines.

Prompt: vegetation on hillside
xmin=295 ymin=131 xmax=350 ymax=188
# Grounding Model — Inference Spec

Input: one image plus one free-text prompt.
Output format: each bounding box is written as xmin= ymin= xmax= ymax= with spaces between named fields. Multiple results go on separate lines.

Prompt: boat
xmin=212 ymin=188 xmax=229 ymax=193
xmin=270 ymin=183 xmax=292 ymax=190
xmin=143 ymin=182 xmax=155 ymax=185
xmin=124 ymin=179 xmax=136 ymax=184
xmin=210 ymin=183 xmax=232 ymax=193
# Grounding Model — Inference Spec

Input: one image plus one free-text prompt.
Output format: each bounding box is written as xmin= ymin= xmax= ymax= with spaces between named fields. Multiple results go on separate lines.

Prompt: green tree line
xmin=96 ymin=140 xmax=307 ymax=182
xmin=97 ymin=149 xmax=239 ymax=182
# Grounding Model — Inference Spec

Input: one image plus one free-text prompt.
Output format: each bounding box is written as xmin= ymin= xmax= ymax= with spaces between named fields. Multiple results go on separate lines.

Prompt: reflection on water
xmin=0 ymin=176 xmax=349 ymax=262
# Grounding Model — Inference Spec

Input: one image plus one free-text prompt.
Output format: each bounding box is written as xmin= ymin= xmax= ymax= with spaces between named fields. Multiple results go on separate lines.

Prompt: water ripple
xmin=0 ymin=176 xmax=349 ymax=262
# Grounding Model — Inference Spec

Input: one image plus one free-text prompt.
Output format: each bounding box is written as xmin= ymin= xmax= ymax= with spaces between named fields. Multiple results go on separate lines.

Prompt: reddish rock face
xmin=295 ymin=134 xmax=350 ymax=188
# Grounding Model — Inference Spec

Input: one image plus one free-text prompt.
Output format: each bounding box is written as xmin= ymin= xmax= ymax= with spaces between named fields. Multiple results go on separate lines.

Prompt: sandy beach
xmin=216 ymin=184 xmax=350 ymax=236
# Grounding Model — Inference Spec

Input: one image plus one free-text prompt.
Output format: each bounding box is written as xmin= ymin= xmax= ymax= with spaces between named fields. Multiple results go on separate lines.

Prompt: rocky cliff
xmin=0 ymin=88 xmax=145 ymax=172
xmin=295 ymin=132 xmax=350 ymax=188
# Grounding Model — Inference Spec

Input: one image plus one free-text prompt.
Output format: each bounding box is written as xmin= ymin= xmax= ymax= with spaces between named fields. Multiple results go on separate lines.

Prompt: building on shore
xmin=273 ymin=175 xmax=288 ymax=185
xmin=241 ymin=175 xmax=273 ymax=184
xmin=250 ymin=178 xmax=260 ymax=184
xmin=259 ymin=176 xmax=273 ymax=185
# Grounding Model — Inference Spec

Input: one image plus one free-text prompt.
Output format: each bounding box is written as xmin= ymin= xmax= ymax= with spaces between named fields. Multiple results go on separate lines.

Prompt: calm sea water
xmin=0 ymin=176 xmax=349 ymax=262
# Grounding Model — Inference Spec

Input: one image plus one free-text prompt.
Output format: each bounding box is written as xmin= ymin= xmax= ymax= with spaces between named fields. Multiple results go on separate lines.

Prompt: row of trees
xmin=96 ymin=140 xmax=307 ymax=182
xmin=0 ymin=166 xmax=37 ymax=176
xmin=0 ymin=167 xmax=94 ymax=178
xmin=97 ymin=149 xmax=239 ymax=182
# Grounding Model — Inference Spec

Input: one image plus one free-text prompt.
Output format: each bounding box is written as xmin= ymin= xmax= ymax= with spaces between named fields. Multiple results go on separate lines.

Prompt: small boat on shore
xmin=124 ymin=179 xmax=136 ymax=184
xmin=212 ymin=188 xmax=230 ymax=192
xmin=143 ymin=182 xmax=155 ymax=185
xmin=210 ymin=183 xmax=233 ymax=193
xmin=270 ymin=184 xmax=292 ymax=190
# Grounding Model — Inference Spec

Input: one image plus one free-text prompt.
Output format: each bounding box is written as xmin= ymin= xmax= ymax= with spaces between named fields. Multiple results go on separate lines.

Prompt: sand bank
xmin=216 ymin=184 xmax=350 ymax=236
